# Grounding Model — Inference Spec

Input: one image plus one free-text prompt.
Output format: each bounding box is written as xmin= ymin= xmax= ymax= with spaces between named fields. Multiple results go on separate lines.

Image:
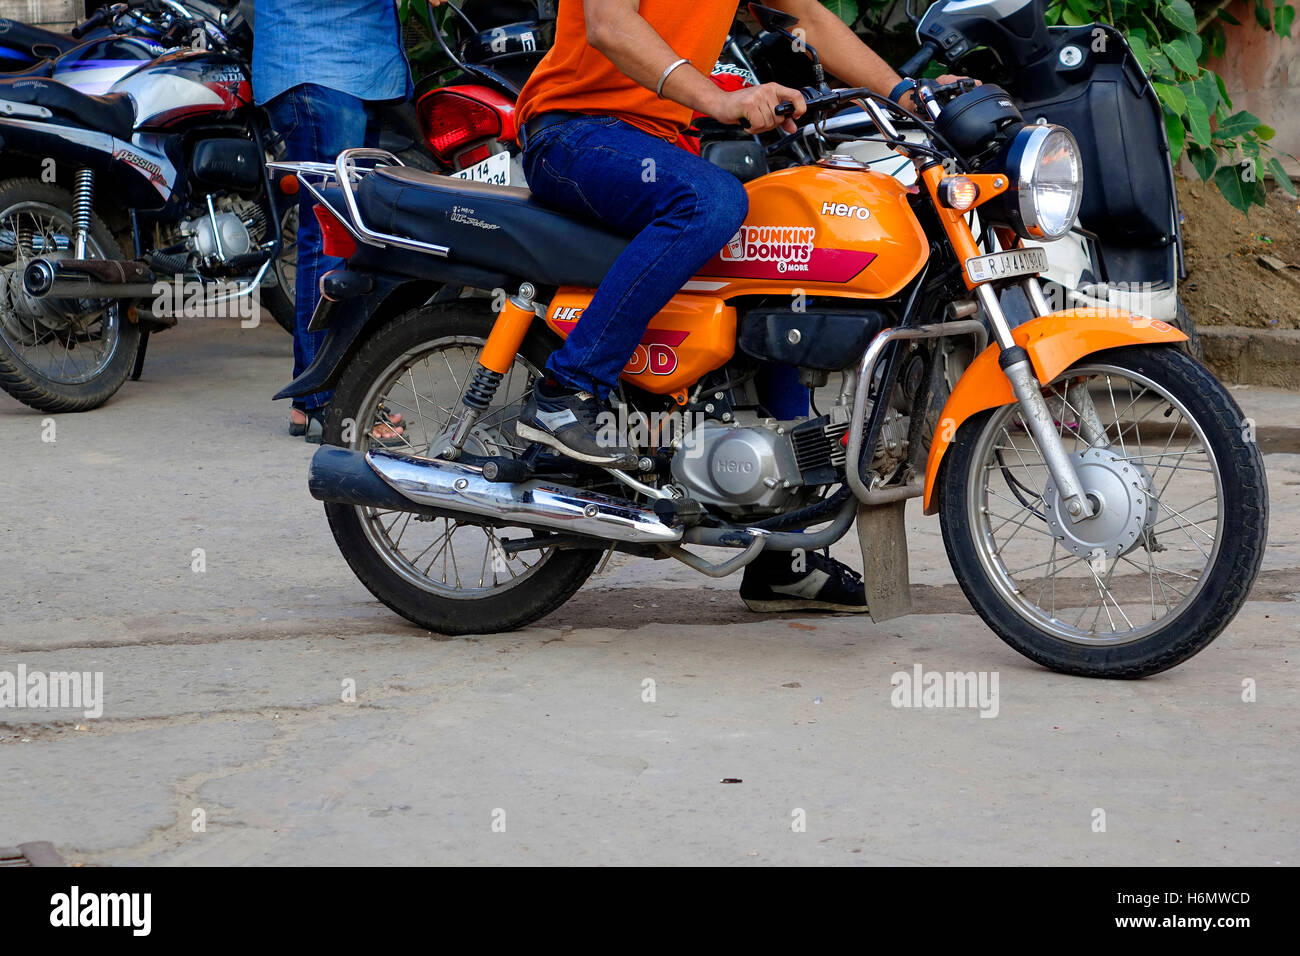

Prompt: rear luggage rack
xmin=268 ymin=148 xmax=452 ymax=258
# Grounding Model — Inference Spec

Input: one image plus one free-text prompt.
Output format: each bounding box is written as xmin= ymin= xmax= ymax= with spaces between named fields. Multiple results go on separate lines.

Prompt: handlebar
xmin=69 ymin=8 xmax=109 ymax=38
xmin=70 ymin=0 xmax=161 ymax=38
xmin=899 ymin=40 xmax=939 ymax=79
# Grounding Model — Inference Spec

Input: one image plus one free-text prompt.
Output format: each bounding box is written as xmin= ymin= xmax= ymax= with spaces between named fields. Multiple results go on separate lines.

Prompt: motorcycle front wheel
xmin=320 ymin=301 xmax=602 ymax=636
xmin=938 ymin=345 xmax=1267 ymax=678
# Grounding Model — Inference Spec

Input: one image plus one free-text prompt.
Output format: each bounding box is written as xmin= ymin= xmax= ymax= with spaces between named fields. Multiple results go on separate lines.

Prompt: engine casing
xmin=671 ymin=420 xmax=802 ymax=515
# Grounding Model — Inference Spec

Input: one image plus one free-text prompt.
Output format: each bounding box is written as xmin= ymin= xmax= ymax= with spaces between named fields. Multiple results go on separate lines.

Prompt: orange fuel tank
xmin=685 ymin=164 xmax=929 ymax=300
xmin=544 ymin=291 xmax=736 ymax=396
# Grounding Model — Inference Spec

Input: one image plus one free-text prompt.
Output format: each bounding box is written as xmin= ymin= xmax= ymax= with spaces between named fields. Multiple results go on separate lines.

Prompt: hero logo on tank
xmin=552 ymin=308 xmax=683 ymax=376
xmin=701 ymin=224 xmax=876 ymax=282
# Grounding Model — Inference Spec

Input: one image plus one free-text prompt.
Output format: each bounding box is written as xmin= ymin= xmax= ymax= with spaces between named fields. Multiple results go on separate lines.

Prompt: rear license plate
xmin=965 ymin=247 xmax=1049 ymax=283
xmin=450 ymin=151 xmax=512 ymax=186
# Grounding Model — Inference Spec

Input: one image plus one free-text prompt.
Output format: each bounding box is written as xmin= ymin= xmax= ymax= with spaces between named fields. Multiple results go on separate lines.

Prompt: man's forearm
xmin=772 ymin=0 xmax=902 ymax=95
xmin=585 ymin=1 xmax=723 ymax=115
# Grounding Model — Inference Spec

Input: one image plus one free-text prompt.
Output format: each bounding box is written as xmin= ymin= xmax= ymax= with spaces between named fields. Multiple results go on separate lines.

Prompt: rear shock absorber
xmin=72 ymin=168 xmax=94 ymax=259
xmin=443 ymin=283 xmax=538 ymax=458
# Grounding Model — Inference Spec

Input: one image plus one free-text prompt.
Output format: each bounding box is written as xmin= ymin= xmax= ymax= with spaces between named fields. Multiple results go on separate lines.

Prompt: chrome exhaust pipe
xmin=23 ymin=257 xmax=159 ymax=299
xmin=308 ymin=446 xmax=683 ymax=545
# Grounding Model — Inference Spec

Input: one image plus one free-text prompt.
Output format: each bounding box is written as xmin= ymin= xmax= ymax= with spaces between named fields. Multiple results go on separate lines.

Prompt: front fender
xmin=921 ymin=308 xmax=1187 ymax=514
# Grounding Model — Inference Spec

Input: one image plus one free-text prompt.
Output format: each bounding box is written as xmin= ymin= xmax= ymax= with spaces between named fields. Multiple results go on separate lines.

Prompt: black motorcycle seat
xmin=0 ymin=59 xmax=56 ymax=79
xmin=0 ymin=19 xmax=81 ymax=58
xmin=0 ymin=77 xmax=135 ymax=139
xmin=355 ymin=165 xmax=629 ymax=288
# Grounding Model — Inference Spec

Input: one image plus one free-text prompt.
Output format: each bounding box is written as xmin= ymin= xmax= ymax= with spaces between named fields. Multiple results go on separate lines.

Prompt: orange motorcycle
xmin=272 ymin=80 xmax=1266 ymax=678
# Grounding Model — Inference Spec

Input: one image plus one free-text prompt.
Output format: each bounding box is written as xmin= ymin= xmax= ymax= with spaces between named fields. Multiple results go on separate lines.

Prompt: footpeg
xmin=653 ymin=497 xmax=704 ymax=528
xmin=481 ymin=456 xmax=532 ymax=483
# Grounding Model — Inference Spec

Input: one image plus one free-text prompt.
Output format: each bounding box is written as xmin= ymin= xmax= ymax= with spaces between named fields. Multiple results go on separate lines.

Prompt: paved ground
xmin=1 ymin=316 xmax=1296 ymax=865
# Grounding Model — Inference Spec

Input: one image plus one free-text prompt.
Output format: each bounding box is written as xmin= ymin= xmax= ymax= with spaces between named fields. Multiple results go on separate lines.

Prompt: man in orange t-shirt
xmin=514 ymin=1 xmax=933 ymax=611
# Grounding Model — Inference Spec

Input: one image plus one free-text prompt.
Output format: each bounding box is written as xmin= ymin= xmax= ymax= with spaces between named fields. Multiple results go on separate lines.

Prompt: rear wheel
xmin=263 ymin=203 xmax=297 ymax=334
xmin=322 ymin=301 xmax=601 ymax=635
xmin=0 ymin=179 xmax=139 ymax=412
xmin=938 ymin=345 xmax=1266 ymax=677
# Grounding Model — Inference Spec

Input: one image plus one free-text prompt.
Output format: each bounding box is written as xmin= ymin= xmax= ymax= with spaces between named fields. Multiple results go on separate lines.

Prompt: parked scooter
xmin=273 ymin=75 xmax=1265 ymax=677
xmin=0 ymin=3 xmax=291 ymax=411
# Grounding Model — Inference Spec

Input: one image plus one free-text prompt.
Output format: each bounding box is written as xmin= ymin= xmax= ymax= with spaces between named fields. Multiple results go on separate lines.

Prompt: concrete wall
xmin=1206 ymin=0 xmax=1300 ymax=173
xmin=0 ymin=0 xmax=82 ymax=30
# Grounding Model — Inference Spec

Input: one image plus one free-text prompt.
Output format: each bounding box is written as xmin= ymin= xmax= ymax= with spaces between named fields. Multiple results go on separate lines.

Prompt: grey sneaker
xmin=516 ymin=380 xmax=638 ymax=469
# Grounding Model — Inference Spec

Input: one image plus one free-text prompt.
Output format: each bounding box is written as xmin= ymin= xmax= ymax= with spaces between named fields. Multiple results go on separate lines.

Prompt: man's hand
xmin=707 ymin=82 xmax=806 ymax=134
xmin=900 ymin=74 xmax=980 ymax=112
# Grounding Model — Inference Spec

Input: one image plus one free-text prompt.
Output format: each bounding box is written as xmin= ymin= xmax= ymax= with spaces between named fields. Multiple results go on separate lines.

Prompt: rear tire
xmin=0 ymin=178 xmax=139 ymax=412
xmin=322 ymin=301 xmax=601 ymax=635
xmin=264 ymin=203 xmax=297 ymax=334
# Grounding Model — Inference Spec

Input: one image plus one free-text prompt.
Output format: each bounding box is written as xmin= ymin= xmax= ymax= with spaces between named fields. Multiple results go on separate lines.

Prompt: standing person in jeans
xmin=254 ymin=0 xmax=423 ymax=442
xmin=513 ymin=0 xmax=954 ymax=612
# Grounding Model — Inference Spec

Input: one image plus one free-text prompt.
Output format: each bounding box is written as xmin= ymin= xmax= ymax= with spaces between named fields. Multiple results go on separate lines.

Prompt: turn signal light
xmin=938 ymin=177 xmax=980 ymax=210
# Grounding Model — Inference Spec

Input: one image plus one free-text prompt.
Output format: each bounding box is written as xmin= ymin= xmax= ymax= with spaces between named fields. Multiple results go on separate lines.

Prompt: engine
xmin=669 ymin=405 xmax=912 ymax=518
xmin=671 ymin=415 xmax=848 ymax=517
xmin=165 ymin=195 xmax=269 ymax=269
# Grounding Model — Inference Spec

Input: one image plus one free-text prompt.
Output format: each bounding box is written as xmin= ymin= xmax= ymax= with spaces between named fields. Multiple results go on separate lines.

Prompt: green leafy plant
xmin=399 ymin=0 xmax=459 ymax=84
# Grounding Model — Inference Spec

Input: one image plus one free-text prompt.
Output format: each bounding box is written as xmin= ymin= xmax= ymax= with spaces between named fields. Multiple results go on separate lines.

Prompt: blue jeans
xmin=522 ymin=116 xmax=751 ymax=399
xmin=266 ymin=84 xmax=383 ymax=412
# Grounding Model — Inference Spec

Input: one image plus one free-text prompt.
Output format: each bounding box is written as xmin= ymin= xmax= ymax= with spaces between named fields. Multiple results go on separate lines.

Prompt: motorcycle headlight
xmin=1005 ymin=124 xmax=1083 ymax=240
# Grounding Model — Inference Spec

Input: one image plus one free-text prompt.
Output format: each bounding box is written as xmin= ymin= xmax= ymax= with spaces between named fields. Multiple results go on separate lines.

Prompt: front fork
xmin=979 ymin=280 xmax=1098 ymax=522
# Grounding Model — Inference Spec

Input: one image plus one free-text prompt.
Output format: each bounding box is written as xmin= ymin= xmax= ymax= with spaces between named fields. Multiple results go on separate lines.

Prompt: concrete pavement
xmin=0 ymin=316 xmax=1296 ymax=865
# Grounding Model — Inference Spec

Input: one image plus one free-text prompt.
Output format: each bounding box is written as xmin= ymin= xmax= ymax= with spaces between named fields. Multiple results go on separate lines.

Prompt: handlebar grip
xmin=69 ymin=10 xmax=106 ymax=38
xmin=900 ymin=40 xmax=939 ymax=79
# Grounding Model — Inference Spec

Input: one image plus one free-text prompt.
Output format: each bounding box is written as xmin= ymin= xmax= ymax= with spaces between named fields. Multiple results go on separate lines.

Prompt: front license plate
xmin=965 ymin=247 xmax=1049 ymax=284
xmin=450 ymin=150 xmax=512 ymax=186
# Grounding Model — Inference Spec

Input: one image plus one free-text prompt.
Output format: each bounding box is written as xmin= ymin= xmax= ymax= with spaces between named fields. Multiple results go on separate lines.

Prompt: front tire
xmin=938 ymin=345 xmax=1266 ymax=677
xmin=321 ymin=301 xmax=601 ymax=635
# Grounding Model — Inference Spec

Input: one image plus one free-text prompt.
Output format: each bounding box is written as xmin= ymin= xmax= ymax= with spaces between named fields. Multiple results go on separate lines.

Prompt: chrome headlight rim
xmin=1008 ymin=123 xmax=1082 ymax=240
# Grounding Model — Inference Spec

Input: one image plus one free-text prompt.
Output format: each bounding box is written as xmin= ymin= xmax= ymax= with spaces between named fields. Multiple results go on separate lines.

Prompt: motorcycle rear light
xmin=313 ymin=204 xmax=357 ymax=259
xmin=456 ymin=143 xmax=492 ymax=169
xmin=417 ymin=91 xmax=503 ymax=164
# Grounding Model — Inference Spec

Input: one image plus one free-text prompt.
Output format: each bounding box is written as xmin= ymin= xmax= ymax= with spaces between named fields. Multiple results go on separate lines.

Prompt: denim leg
xmin=523 ymin=118 xmax=749 ymax=398
xmin=757 ymin=364 xmax=810 ymax=419
xmin=265 ymin=85 xmax=379 ymax=412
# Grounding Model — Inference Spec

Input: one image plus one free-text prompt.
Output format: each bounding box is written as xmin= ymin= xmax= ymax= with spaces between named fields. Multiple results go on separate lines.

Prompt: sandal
xmin=304 ymin=408 xmax=327 ymax=445
xmin=289 ymin=407 xmax=308 ymax=437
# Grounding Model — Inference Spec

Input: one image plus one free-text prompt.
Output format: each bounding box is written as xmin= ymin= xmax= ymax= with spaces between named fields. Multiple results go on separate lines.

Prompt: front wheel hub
xmin=1042 ymin=447 xmax=1156 ymax=560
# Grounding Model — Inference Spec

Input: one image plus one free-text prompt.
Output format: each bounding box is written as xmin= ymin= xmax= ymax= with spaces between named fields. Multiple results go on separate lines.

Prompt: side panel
xmin=921 ymin=309 xmax=1188 ymax=514
xmin=687 ymin=165 xmax=929 ymax=301
xmin=544 ymin=289 xmax=736 ymax=396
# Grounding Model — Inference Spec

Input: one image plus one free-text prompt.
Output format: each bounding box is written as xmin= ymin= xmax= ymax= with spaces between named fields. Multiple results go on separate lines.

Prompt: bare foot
xmin=372 ymin=410 xmax=404 ymax=441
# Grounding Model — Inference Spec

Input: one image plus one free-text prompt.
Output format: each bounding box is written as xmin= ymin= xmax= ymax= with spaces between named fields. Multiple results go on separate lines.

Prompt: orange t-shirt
xmin=516 ymin=1 xmax=736 ymax=141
